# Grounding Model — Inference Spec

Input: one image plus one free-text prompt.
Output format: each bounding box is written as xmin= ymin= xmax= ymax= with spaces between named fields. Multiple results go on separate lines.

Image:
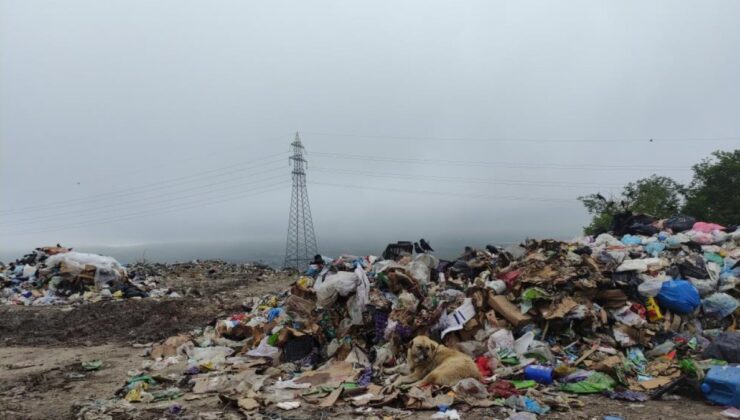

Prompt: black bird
xmin=419 ymin=238 xmax=434 ymax=252
xmin=485 ymin=244 xmax=499 ymax=254
xmin=414 ymin=242 xmax=424 ymax=254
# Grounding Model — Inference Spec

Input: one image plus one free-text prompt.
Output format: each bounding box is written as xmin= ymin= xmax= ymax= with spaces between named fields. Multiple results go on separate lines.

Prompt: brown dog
xmin=393 ymin=335 xmax=482 ymax=387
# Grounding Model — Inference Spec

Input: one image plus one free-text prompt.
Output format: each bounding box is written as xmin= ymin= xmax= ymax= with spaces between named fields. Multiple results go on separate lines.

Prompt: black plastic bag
xmin=677 ymin=256 xmax=710 ymax=279
xmin=664 ymin=215 xmax=696 ymax=233
xmin=703 ymin=332 xmax=740 ymax=363
xmin=611 ymin=212 xmax=657 ymax=236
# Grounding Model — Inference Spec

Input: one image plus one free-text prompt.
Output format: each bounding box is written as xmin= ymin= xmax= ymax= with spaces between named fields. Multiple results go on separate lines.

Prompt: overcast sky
xmin=1 ymin=1 xmax=739 ymax=261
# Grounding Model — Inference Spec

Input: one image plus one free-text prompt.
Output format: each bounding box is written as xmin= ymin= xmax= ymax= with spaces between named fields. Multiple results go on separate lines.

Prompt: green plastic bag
xmin=82 ymin=360 xmax=102 ymax=371
xmin=560 ymin=372 xmax=615 ymax=394
xmin=703 ymin=252 xmax=724 ymax=266
xmin=679 ymin=359 xmax=702 ymax=380
xmin=511 ymin=380 xmax=537 ymax=389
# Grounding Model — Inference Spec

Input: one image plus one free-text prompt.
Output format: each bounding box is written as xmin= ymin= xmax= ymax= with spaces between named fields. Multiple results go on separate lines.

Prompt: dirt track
xmin=0 ymin=273 xmax=295 ymax=419
xmin=0 ymin=273 xmax=728 ymax=420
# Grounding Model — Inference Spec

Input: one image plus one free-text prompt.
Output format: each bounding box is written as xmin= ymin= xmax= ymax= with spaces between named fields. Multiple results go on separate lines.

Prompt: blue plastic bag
xmin=657 ymin=280 xmax=700 ymax=314
xmin=645 ymin=242 xmax=666 ymax=257
xmin=621 ymin=234 xmax=642 ymax=245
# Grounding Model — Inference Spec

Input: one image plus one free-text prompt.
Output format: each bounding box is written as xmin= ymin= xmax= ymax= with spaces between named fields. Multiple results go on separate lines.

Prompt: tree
xmin=578 ymin=193 xmax=624 ymax=235
xmin=683 ymin=150 xmax=740 ymax=226
xmin=623 ymin=175 xmax=685 ymax=218
xmin=578 ymin=175 xmax=684 ymax=235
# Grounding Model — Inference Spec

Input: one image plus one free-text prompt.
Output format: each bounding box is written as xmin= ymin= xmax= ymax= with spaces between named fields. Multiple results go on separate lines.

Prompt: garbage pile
xmin=127 ymin=259 xmax=274 ymax=282
xmin=78 ymin=217 xmax=740 ymax=419
xmin=0 ymin=246 xmax=180 ymax=305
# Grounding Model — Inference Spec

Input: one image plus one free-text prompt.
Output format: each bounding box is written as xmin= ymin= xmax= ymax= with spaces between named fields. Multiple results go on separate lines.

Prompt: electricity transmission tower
xmin=283 ymin=132 xmax=318 ymax=270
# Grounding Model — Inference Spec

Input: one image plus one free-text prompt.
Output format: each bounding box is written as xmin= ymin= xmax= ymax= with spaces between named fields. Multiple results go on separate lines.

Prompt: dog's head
xmin=409 ymin=335 xmax=439 ymax=365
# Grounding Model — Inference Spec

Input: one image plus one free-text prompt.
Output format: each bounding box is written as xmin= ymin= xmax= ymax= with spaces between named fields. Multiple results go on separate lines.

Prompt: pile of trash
xmin=127 ymin=259 xmax=274 ymax=282
xmin=0 ymin=246 xmax=180 ymax=305
xmin=78 ymin=216 xmax=739 ymax=418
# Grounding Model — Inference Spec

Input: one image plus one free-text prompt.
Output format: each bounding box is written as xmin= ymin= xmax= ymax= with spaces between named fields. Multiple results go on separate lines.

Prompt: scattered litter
xmin=69 ymin=219 xmax=740 ymax=417
xmin=276 ymin=401 xmax=301 ymax=410
xmin=721 ymin=407 xmax=740 ymax=418
xmin=82 ymin=360 xmax=103 ymax=371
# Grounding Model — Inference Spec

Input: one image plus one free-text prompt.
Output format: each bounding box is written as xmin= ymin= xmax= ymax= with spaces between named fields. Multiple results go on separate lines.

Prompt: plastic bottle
xmin=645 ymin=341 xmax=675 ymax=358
xmin=523 ymin=365 xmax=553 ymax=384
xmin=701 ymin=365 xmax=740 ymax=408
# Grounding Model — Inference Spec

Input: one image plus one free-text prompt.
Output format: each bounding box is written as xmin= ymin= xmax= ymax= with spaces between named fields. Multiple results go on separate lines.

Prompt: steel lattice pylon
xmin=283 ymin=132 xmax=318 ymax=270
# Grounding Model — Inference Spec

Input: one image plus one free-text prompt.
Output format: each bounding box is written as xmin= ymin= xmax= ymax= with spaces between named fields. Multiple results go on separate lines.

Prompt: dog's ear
xmin=428 ymin=338 xmax=439 ymax=357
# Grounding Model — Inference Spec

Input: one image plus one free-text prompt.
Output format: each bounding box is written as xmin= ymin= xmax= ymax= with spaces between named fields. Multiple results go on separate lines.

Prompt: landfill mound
xmin=0 ymin=245 xmax=276 ymax=306
xmin=127 ymin=259 xmax=275 ymax=282
xmin=76 ymin=218 xmax=738 ymax=419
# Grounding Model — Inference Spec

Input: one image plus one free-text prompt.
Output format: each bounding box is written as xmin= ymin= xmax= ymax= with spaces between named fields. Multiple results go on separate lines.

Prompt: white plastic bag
xmin=638 ymin=279 xmax=664 ymax=297
xmin=246 ymin=337 xmax=279 ymax=359
xmin=315 ymin=271 xmax=360 ymax=308
xmin=187 ymin=346 xmax=234 ymax=367
xmin=487 ymin=328 xmax=514 ymax=353
xmin=513 ymin=331 xmax=534 ymax=355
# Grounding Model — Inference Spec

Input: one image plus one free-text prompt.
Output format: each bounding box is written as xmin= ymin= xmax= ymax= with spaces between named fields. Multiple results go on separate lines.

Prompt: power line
xmin=0 ymin=181 xmax=290 ymax=237
xmin=311 ymin=166 xmax=624 ymax=188
xmin=3 ymin=170 xmax=288 ymax=226
xmin=310 ymin=151 xmax=690 ymax=171
xmin=303 ymin=131 xmax=740 ymax=144
xmin=309 ymin=181 xmax=575 ymax=204
xmin=1 ymin=151 xmax=289 ymax=216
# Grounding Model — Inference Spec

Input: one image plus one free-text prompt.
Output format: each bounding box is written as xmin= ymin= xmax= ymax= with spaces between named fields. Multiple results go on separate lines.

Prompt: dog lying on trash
xmin=393 ymin=335 xmax=481 ymax=387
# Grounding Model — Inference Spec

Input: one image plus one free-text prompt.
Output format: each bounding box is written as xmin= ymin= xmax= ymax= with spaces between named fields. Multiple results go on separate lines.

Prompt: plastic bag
xmin=514 ymin=331 xmax=534 ymax=355
xmin=455 ymin=341 xmax=487 ymax=357
xmin=407 ymin=253 xmax=439 ymax=286
xmin=693 ymin=222 xmax=725 ymax=233
xmin=594 ymin=233 xmax=623 ymax=247
xmin=611 ymin=305 xmax=645 ymax=327
xmin=621 ymin=234 xmax=642 ymax=245
xmin=645 ymin=242 xmax=666 ymax=257
xmin=719 ymin=270 xmax=738 ymax=292
xmin=638 ymin=279 xmax=664 ymax=297
xmin=46 ymin=252 xmax=124 ymax=276
xmin=702 ymin=293 xmax=738 ymax=318
xmin=526 ymin=340 xmax=556 ymax=364
xmin=617 ymin=258 xmax=664 ymax=273
xmin=703 ymin=332 xmax=740 ymax=363
xmin=186 ymin=346 xmax=234 ymax=367
xmin=560 ymin=372 xmax=615 ymax=393
xmin=453 ymin=378 xmax=488 ymax=399
xmin=315 ymin=271 xmax=360 ymax=308
xmin=664 ymin=215 xmax=696 ymax=233
xmin=689 ymin=278 xmax=717 ymax=297
xmin=246 ymin=337 xmax=280 ymax=359
xmin=431 ymin=409 xmax=461 ymax=420
xmin=687 ymin=230 xmax=715 ymax=245
xmin=487 ymin=328 xmax=514 ymax=353
xmin=665 ymin=233 xmax=690 ymax=249
xmin=657 ymin=280 xmax=701 ymax=314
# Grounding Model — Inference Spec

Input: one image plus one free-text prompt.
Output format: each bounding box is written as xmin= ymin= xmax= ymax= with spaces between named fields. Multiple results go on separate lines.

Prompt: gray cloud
xmin=2 ymin=1 xmax=739 ymax=262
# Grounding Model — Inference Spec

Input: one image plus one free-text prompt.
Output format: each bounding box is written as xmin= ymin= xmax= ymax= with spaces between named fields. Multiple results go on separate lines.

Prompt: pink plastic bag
xmin=693 ymin=222 xmax=725 ymax=233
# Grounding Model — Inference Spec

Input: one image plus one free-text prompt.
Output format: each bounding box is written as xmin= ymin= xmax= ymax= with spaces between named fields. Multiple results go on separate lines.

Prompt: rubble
xmin=75 ymin=217 xmax=739 ymax=417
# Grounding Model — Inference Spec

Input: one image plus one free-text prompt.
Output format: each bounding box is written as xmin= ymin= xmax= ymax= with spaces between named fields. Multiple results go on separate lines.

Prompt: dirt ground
xmin=0 ymin=273 xmax=730 ymax=420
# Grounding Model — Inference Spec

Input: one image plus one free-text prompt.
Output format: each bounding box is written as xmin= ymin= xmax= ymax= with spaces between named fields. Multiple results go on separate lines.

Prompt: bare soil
xmin=0 ymin=273 xmax=729 ymax=420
